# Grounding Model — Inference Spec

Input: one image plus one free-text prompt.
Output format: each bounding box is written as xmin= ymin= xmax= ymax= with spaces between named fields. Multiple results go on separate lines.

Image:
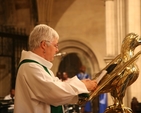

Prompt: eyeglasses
xmin=45 ymin=41 xmax=58 ymax=49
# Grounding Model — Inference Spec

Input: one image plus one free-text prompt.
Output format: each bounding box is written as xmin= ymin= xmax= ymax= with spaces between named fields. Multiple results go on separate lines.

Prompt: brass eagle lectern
xmin=78 ymin=33 xmax=141 ymax=113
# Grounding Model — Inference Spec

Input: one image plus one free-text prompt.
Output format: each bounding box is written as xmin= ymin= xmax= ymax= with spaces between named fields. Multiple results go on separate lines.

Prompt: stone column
xmin=36 ymin=0 xmax=53 ymax=25
xmin=105 ymin=0 xmax=116 ymax=57
xmin=115 ymin=0 xmax=126 ymax=53
xmin=104 ymin=0 xmax=127 ymax=107
xmin=125 ymin=0 xmax=141 ymax=107
xmin=126 ymin=0 xmax=141 ymax=35
xmin=105 ymin=0 xmax=116 ymax=106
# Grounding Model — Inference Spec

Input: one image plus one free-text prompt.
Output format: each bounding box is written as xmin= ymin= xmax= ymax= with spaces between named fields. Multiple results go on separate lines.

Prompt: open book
xmin=96 ymin=70 xmax=107 ymax=84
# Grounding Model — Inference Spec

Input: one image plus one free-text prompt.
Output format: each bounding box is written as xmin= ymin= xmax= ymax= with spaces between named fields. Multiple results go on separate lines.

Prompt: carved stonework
xmin=36 ymin=0 xmax=54 ymax=25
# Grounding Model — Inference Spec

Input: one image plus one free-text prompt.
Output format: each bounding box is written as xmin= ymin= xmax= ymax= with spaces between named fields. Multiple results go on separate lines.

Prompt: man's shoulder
xmin=4 ymin=94 xmax=11 ymax=100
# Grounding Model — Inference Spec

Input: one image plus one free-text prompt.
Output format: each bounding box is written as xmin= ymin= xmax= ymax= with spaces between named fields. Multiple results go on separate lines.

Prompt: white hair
xmin=28 ymin=24 xmax=59 ymax=51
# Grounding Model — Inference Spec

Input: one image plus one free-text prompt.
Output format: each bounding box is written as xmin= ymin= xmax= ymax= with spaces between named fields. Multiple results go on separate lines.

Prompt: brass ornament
xmin=78 ymin=33 xmax=141 ymax=113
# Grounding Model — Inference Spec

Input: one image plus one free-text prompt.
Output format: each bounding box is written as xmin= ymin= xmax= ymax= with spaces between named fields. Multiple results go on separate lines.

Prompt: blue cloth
xmin=84 ymin=101 xmax=91 ymax=112
xmin=77 ymin=73 xmax=90 ymax=80
xmin=77 ymin=72 xmax=91 ymax=112
xmin=99 ymin=93 xmax=107 ymax=113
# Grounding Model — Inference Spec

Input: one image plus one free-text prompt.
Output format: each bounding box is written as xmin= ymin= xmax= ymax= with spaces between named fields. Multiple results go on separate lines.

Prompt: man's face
xmin=45 ymin=38 xmax=59 ymax=61
xmin=11 ymin=89 xmax=15 ymax=98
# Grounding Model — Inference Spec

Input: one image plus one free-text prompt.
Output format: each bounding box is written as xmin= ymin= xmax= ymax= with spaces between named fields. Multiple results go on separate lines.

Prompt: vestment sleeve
xmin=21 ymin=63 xmax=89 ymax=106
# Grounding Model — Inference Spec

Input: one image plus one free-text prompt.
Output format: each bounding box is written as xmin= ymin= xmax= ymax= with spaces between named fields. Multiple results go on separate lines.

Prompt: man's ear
xmin=40 ymin=41 xmax=46 ymax=50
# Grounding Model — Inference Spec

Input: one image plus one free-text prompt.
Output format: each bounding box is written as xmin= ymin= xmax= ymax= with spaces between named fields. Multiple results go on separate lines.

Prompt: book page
xmin=96 ymin=70 xmax=107 ymax=83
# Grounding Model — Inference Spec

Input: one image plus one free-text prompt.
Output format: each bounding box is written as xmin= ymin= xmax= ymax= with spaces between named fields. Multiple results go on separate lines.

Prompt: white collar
xmin=20 ymin=50 xmax=53 ymax=69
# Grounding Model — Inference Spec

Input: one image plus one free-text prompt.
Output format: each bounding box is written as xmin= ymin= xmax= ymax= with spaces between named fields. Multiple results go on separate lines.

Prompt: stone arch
xmin=52 ymin=40 xmax=100 ymax=78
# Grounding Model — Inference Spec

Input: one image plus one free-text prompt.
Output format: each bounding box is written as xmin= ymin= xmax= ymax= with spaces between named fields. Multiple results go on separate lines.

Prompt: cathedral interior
xmin=0 ymin=0 xmax=141 ymax=113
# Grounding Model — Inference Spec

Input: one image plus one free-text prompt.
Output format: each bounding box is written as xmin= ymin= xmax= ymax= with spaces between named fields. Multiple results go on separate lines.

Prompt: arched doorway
xmin=58 ymin=53 xmax=82 ymax=78
xmin=52 ymin=40 xmax=100 ymax=78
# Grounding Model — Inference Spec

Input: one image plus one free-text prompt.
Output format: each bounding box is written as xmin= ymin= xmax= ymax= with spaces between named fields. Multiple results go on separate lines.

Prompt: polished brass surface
xmin=78 ymin=33 xmax=141 ymax=113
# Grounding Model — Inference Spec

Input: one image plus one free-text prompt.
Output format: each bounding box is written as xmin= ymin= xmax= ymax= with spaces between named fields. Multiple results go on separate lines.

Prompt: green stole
xmin=17 ymin=59 xmax=63 ymax=113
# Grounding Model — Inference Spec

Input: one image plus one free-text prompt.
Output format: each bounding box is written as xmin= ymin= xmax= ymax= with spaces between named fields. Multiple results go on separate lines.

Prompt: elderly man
xmin=14 ymin=24 xmax=97 ymax=113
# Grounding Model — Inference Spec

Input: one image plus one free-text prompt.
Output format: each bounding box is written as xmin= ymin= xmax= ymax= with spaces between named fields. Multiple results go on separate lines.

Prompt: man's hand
xmin=81 ymin=79 xmax=97 ymax=91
